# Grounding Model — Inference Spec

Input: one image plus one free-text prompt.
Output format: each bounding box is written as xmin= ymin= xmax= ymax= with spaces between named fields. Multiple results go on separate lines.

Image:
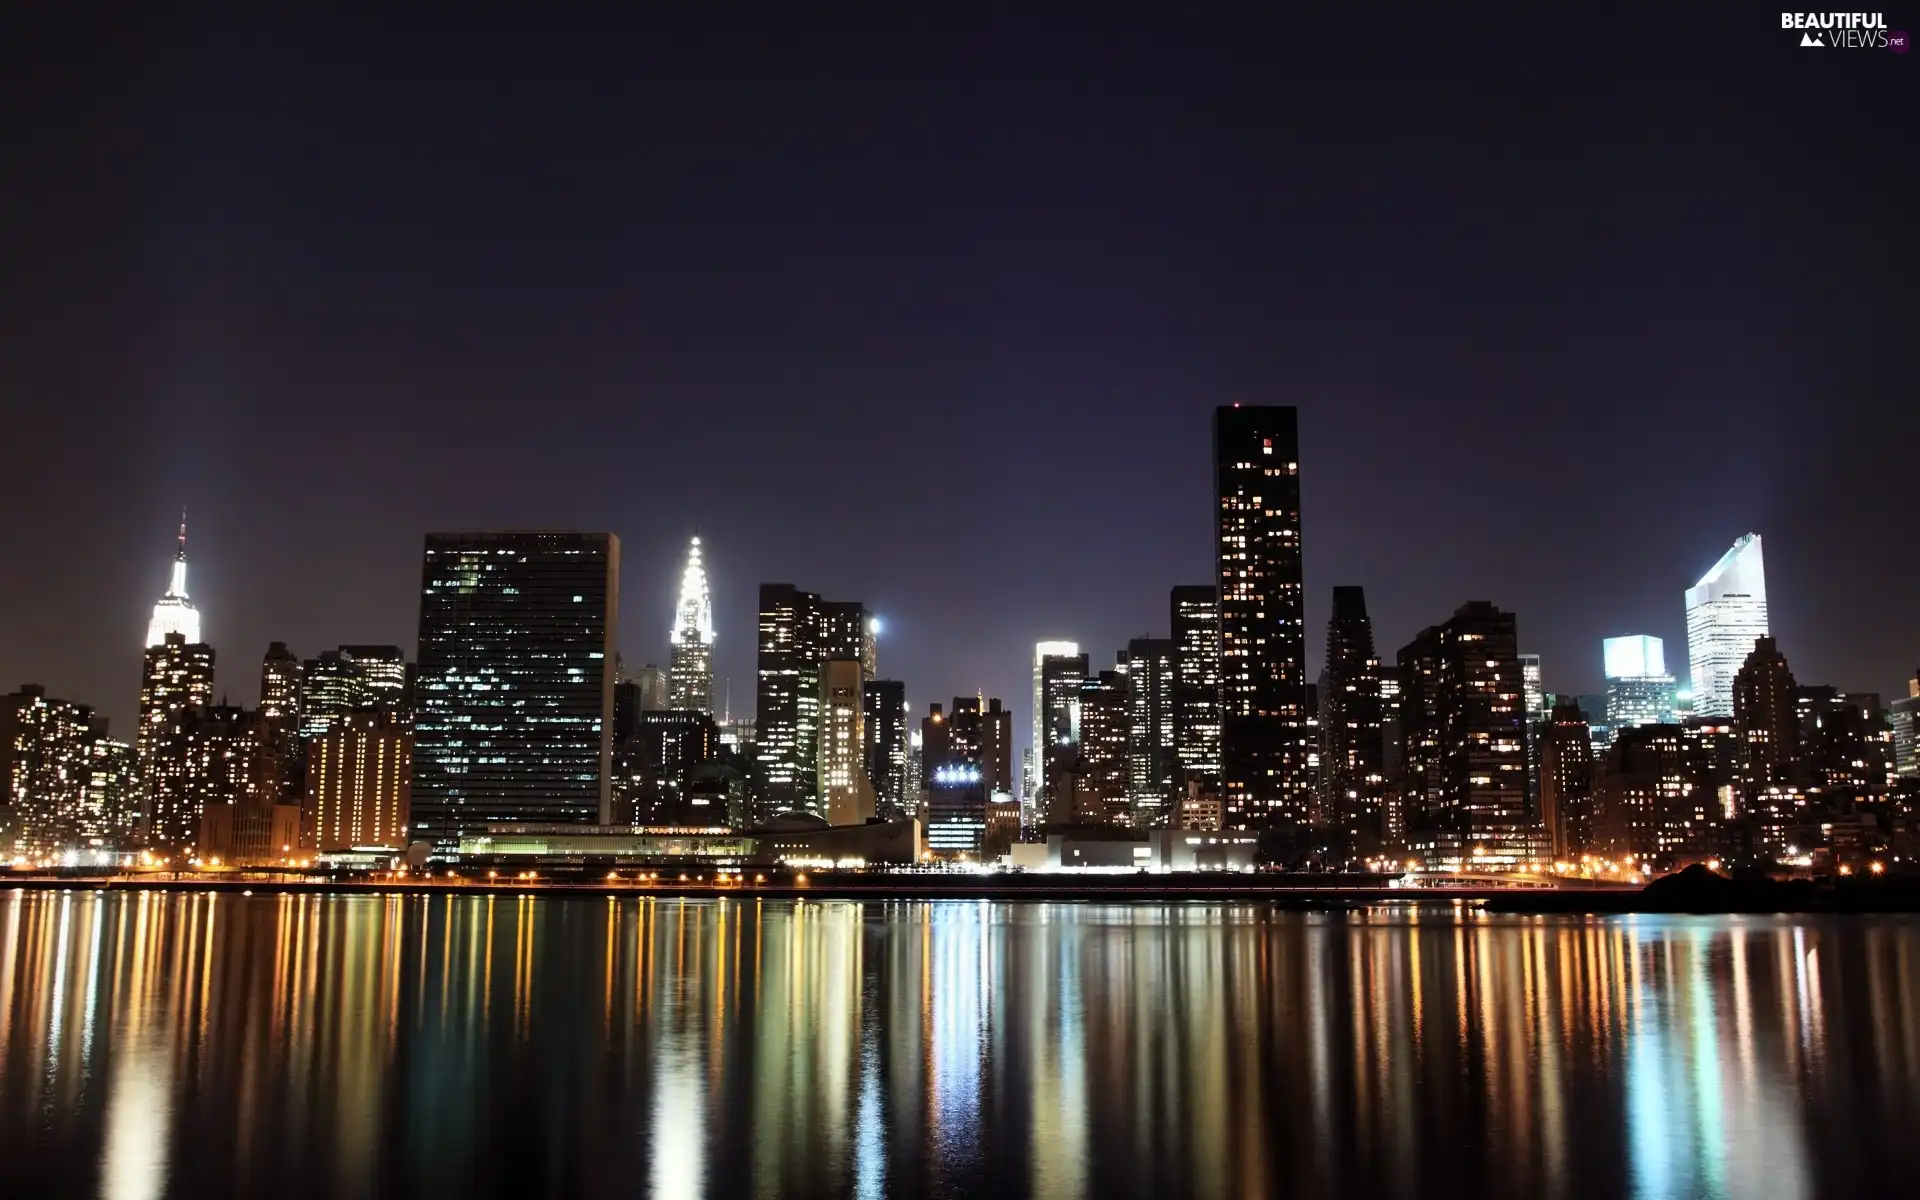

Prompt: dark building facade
xmin=1318 ymin=586 xmax=1386 ymax=843
xmin=1539 ymin=701 xmax=1596 ymax=860
xmin=980 ymin=696 xmax=1013 ymax=796
xmin=1213 ymin=405 xmax=1309 ymax=827
xmin=413 ymin=532 xmax=620 ymax=852
xmin=1038 ymin=651 xmax=1089 ymax=827
xmin=1397 ymin=602 xmax=1538 ymax=870
xmin=1732 ymin=636 xmax=1799 ymax=789
xmin=1170 ymin=585 xmax=1221 ymax=790
xmin=1125 ymin=637 xmax=1178 ymax=826
xmin=617 ymin=710 xmax=718 ymax=825
xmin=862 ymin=680 xmax=909 ymax=820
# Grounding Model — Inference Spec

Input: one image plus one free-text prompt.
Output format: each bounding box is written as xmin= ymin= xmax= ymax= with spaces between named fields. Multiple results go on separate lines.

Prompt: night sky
xmin=3 ymin=15 xmax=1913 ymax=749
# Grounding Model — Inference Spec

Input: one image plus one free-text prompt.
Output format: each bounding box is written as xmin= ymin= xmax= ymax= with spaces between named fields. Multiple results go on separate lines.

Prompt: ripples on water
xmin=1 ymin=891 xmax=1918 ymax=1199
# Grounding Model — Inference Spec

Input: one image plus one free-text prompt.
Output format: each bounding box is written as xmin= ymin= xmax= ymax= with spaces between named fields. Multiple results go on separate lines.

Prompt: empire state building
xmin=145 ymin=514 xmax=201 ymax=648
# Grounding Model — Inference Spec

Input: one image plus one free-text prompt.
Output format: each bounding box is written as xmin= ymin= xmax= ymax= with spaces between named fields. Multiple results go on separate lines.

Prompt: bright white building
xmin=1684 ymin=534 xmax=1768 ymax=719
xmin=145 ymin=513 xmax=201 ymax=648
xmin=1030 ymin=640 xmax=1079 ymax=826
xmin=667 ymin=536 xmax=714 ymax=714
xmin=1603 ymin=634 xmax=1677 ymax=730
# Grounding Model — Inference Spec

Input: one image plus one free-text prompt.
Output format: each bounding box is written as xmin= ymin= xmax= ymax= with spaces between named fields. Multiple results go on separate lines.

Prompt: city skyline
xmin=9 ymin=491 xmax=1911 ymax=774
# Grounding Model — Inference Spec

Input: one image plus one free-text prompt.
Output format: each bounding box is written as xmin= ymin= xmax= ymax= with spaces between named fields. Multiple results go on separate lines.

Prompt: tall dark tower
xmin=412 ymin=532 xmax=620 ymax=852
xmin=1212 ymin=405 xmax=1308 ymax=827
xmin=1320 ymin=586 xmax=1386 ymax=842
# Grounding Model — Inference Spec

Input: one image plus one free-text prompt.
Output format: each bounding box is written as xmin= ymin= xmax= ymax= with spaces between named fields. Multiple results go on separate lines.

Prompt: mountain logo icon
xmin=1800 ymin=32 xmax=1824 ymax=46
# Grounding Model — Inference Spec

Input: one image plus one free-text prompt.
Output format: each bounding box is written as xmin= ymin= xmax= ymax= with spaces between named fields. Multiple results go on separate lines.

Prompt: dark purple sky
xmin=3 ymin=15 xmax=1914 ymax=748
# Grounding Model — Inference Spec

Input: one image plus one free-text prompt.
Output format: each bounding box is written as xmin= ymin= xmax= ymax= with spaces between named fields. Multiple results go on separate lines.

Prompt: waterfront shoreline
xmin=7 ymin=870 xmax=1917 ymax=914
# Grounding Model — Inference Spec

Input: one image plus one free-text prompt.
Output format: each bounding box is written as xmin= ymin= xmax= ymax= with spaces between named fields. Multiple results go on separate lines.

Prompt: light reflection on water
xmin=1 ymin=890 xmax=1918 ymax=1199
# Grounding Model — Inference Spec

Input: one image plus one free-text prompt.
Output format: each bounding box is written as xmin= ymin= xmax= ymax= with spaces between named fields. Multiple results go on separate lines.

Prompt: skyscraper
xmin=668 ymin=536 xmax=715 ymax=714
xmin=1030 ymin=640 xmax=1079 ymax=825
xmin=338 ymin=645 xmax=409 ymax=716
xmin=822 ymin=601 xmax=875 ymax=678
xmin=1170 ymin=586 xmax=1220 ymax=789
xmin=259 ymin=642 xmax=304 ymax=725
xmin=981 ymin=696 xmax=1014 ymax=797
xmin=145 ymin=513 xmax=201 ymax=648
xmin=1685 ymin=533 xmax=1769 ymax=719
xmin=628 ymin=662 xmax=670 ymax=712
xmin=862 ymin=680 xmax=908 ymax=819
xmin=923 ymin=699 xmax=988 ymax=856
xmin=86 ymin=732 xmax=139 ymax=850
xmin=756 ymin=584 xmax=824 ymax=814
xmin=413 ymin=532 xmax=620 ymax=851
xmin=1519 ymin=654 xmax=1547 ymax=727
xmin=1602 ymin=635 xmax=1678 ymax=730
xmin=137 ymin=633 xmax=215 ymax=851
xmin=1398 ymin=602 xmax=1537 ymax=869
xmin=1078 ymin=669 xmax=1131 ymax=825
xmin=1732 ymin=636 xmax=1799 ymax=788
xmin=1538 ymin=701 xmax=1595 ymax=860
xmin=1037 ymin=650 xmax=1088 ymax=826
xmin=819 ymin=659 xmax=875 ymax=826
xmin=1320 ymin=587 xmax=1386 ymax=842
xmin=754 ymin=587 xmax=870 ymax=816
xmin=1213 ymin=405 xmax=1308 ymax=826
xmin=0 ymin=685 xmax=96 ymax=857
xmin=1125 ymin=637 xmax=1178 ymax=825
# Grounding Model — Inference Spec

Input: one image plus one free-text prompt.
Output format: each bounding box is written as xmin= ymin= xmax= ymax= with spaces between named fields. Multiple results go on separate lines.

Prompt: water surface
xmin=2 ymin=890 xmax=1917 ymax=1198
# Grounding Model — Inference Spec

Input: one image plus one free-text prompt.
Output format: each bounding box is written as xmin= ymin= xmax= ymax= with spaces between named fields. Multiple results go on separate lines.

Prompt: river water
xmin=1 ymin=890 xmax=1917 ymax=1198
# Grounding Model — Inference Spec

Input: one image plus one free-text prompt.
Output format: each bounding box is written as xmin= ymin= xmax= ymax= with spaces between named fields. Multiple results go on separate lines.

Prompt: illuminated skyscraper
xmin=259 ymin=642 xmax=304 ymax=725
xmin=1030 ymin=640 xmax=1079 ymax=825
xmin=145 ymin=513 xmax=201 ymax=648
xmin=668 ymin=537 xmax=715 ymax=714
xmin=1213 ymin=405 xmax=1308 ymax=826
xmin=1170 ymin=586 xmax=1221 ymax=788
xmin=1125 ymin=637 xmax=1178 ymax=824
xmin=819 ymin=659 xmax=874 ymax=826
xmin=1398 ymin=602 xmax=1537 ymax=869
xmin=1685 ymin=533 xmax=1769 ymax=719
xmin=1603 ymin=635 xmax=1678 ymax=730
xmin=86 ymin=732 xmax=139 ymax=849
xmin=413 ymin=532 xmax=620 ymax=851
xmin=1519 ymin=654 xmax=1547 ymax=727
xmin=0 ymin=685 xmax=96 ymax=857
xmin=755 ymin=585 xmax=868 ymax=816
xmin=1078 ymin=669 xmax=1131 ymax=825
xmin=300 ymin=645 xmax=409 ymax=739
xmin=137 ymin=632 xmax=215 ymax=850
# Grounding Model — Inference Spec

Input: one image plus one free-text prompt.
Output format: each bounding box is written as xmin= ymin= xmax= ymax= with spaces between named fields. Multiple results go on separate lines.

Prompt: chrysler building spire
xmin=668 ymin=536 xmax=714 ymax=714
xmin=146 ymin=509 xmax=202 ymax=647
